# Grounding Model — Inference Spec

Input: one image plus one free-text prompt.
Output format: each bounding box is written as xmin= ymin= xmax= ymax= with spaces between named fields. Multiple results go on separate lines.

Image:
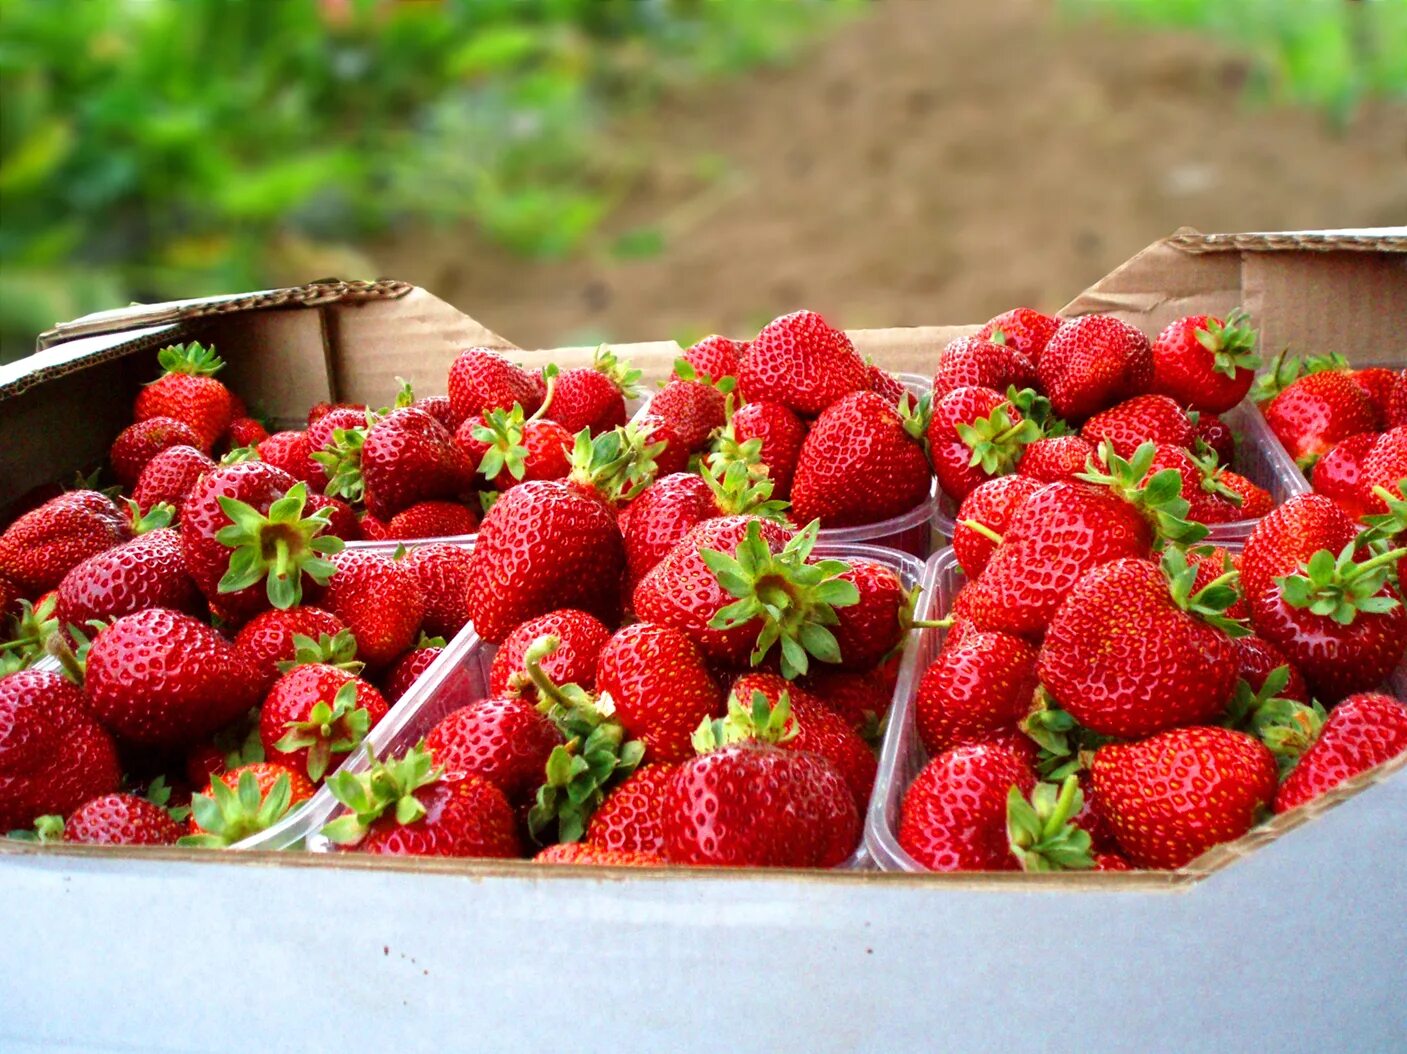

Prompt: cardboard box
xmin=2 ymin=229 xmax=1405 ymax=1051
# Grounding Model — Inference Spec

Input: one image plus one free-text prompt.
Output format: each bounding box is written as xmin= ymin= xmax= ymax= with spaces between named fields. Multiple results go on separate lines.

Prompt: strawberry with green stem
xmin=1006 ymin=774 xmax=1097 ymax=873
xmin=546 ymin=346 xmax=641 ymax=436
xmin=1150 ymin=309 xmax=1260 ymax=414
xmin=179 ymin=762 xmax=314 ymax=847
xmin=133 ymin=342 xmax=233 ymax=451
xmin=1273 ymin=692 xmax=1407 ymax=813
xmin=463 ymin=395 xmax=573 ymax=491
xmin=929 ymin=386 xmax=1041 ymax=503
xmin=1221 ymin=663 xmax=1327 ymax=777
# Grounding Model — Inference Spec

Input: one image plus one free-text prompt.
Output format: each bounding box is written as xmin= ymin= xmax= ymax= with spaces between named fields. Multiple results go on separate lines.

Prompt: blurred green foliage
xmin=1065 ymin=0 xmax=1407 ymax=118
xmin=0 ymin=0 xmax=855 ymax=361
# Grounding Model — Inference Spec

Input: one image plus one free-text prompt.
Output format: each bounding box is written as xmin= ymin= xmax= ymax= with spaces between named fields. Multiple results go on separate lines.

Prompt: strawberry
xmin=260 ymin=654 xmax=389 ymax=783
xmin=1388 ymin=370 xmax=1407 ymax=428
xmin=1142 ymin=443 xmax=1267 ymax=525
xmin=232 ymin=605 xmax=346 ymax=692
xmin=929 ymin=386 xmax=1040 ymax=502
xmin=467 ymin=480 xmax=625 ymax=643
xmin=534 ymin=843 xmax=664 ymax=866
xmin=631 ymin=411 xmax=690 ymax=477
xmin=1232 ymin=635 xmax=1310 ymax=704
xmin=1039 ymin=551 xmax=1242 ymax=738
xmin=799 ymin=667 xmax=893 ymax=732
xmin=56 ymin=522 xmax=200 ymax=630
xmin=829 ymin=559 xmax=913 ymax=671
xmin=1209 ymin=470 xmax=1273 ymax=522
xmin=1188 ymin=545 xmax=1251 ymax=622
xmin=0 ymin=669 xmax=121 ymax=830
xmin=791 ymin=390 xmax=932 ymax=527
xmin=622 ymin=474 xmax=714 ymax=587
xmin=897 ymin=742 xmax=1036 ymax=871
xmin=1274 ymin=692 xmax=1407 ymax=813
xmin=1357 ymin=427 xmax=1407 ymax=517
xmin=226 ymin=417 xmax=269 ymax=449
xmin=1091 ymin=726 xmax=1275 ymax=869
xmin=258 ymin=431 xmax=325 ymax=490
xmin=714 ymin=399 xmax=806 ymax=499
xmin=62 ymin=792 xmax=182 ymax=846
xmin=325 ymin=744 xmax=521 ymax=858
xmin=546 ymin=347 xmax=638 ymax=435
xmin=1349 ymin=367 xmax=1396 ymax=427
xmin=413 ymin=395 xmax=459 ymax=432
xmin=595 ymin=622 xmax=723 ymax=762
xmin=489 ymin=609 xmax=610 ymax=699
xmin=378 ymin=500 xmax=477 ymax=540
xmin=0 ymin=490 xmax=131 ymax=596
xmin=952 ymin=474 xmax=1043 ymax=577
xmin=110 ymin=416 xmax=205 ymax=486
xmin=85 ymin=608 xmax=262 ymax=747
xmin=1080 ymin=394 xmax=1194 ymax=460
xmin=181 ymin=466 xmax=342 ymax=621
xmin=976 ymin=308 xmax=1061 ymax=365
xmin=584 ymin=762 xmax=678 ymax=855
xmin=1149 ymin=310 xmax=1260 ymax=414
xmin=650 ymin=372 xmax=727 ymax=452
xmin=677 ymin=335 xmax=745 ymax=384
xmin=323 ymin=549 xmax=426 ymax=669
xmin=447 ymin=348 xmax=544 ymax=425
xmin=133 ymin=343 xmax=233 ymax=450
xmin=738 ymin=310 xmax=868 ymax=417
xmin=1264 ymin=370 xmax=1376 ymax=468
xmin=306 ymin=494 xmax=362 ymax=542
xmin=915 ymin=630 xmax=1038 ymax=756
xmin=458 ymin=404 xmax=572 ymax=491
xmin=1193 ymin=412 xmax=1236 ymax=466
xmin=932 ymin=336 xmax=1035 ymax=398
xmin=1016 ymin=435 xmax=1096 ymax=483
xmin=130 ymin=445 xmax=213 ymax=519
xmin=358 ymin=407 xmax=476 ymax=519
xmin=307 ymin=401 xmax=367 ymax=427
xmin=182 ymin=761 xmax=315 ymax=847
xmin=1240 ymin=494 xmax=1358 ymax=604
xmin=380 ymin=636 xmax=443 ymax=701
xmin=1038 ymin=315 xmax=1153 ymax=421
xmin=307 ymin=406 xmax=371 ymax=467
xmin=424 ymin=693 xmax=561 ymax=805
xmin=397 ymin=542 xmax=473 ymax=639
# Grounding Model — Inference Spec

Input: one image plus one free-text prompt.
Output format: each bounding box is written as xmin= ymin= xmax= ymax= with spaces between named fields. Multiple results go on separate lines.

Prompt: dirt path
xmin=371 ymin=0 xmax=1407 ymax=350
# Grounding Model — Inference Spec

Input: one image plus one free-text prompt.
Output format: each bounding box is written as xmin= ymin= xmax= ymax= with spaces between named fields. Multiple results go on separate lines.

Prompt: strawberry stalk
xmin=1 ymin=596 xmax=59 ymax=662
xmin=322 ymin=744 xmax=444 ymax=845
xmin=1250 ymin=348 xmax=1349 ymax=403
xmin=215 ymin=482 xmax=345 ymax=610
xmin=959 ymin=519 xmax=1004 ymax=545
xmin=1006 ymin=775 xmax=1095 ymax=872
xmin=125 ymin=499 xmax=175 ymax=535
xmin=1276 ymin=542 xmax=1407 ymax=625
xmin=178 ymin=769 xmax=297 ymax=848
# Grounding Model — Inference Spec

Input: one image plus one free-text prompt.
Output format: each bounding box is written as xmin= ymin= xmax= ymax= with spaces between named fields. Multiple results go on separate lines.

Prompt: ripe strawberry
xmin=650 ymin=375 xmax=727 ymax=452
xmin=1240 ymin=494 xmax=1358 ymax=604
xmin=358 ymin=407 xmax=475 ymax=519
xmin=0 ymin=669 xmax=121 ymax=830
xmin=258 ymin=431 xmax=325 ymax=490
xmin=1080 ymin=395 xmax=1194 ymax=460
xmin=595 ymin=622 xmax=722 ymax=762
xmin=306 ymin=493 xmax=362 ymax=542
xmin=1039 ymin=552 xmax=1241 ymax=738
xmin=226 ymin=417 xmax=269 ymax=449
xmin=677 ymin=335 xmax=745 ymax=384
xmin=323 ymin=550 xmax=426 ymax=669
xmin=799 ymin=667 xmax=894 ymax=731
xmin=489 ymin=609 xmax=610 ymax=699
xmin=791 ymin=390 xmax=932 ymax=527
xmin=929 ymin=386 xmax=1039 ymax=502
xmin=1388 ymin=370 xmax=1407 ymax=428
xmin=738 ymin=310 xmax=868 ymax=416
xmin=1091 ymin=726 xmax=1275 ymax=869
xmin=535 ymin=843 xmax=664 ymax=866
xmin=391 ymin=542 xmax=470 ymax=639
xmin=260 ymin=658 xmax=388 ymax=783
xmin=307 ymin=406 xmax=370 ymax=465
xmin=897 ymin=742 xmax=1036 ymax=871
xmin=1264 ymin=371 xmax=1376 ymax=468
xmin=1210 ymin=470 xmax=1273 ymax=522
xmin=110 ymin=416 xmax=205 ymax=486
xmin=976 ymin=308 xmax=1061 ymax=365
xmin=1274 ymin=692 xmax=1407 ymax=813
xmin=1349 ymin=367 xmax=1396 ymax=427
xmin=411 ymin=395 xmax=458 ymax=431
xmin=424 ymin=695 xmax=561 ymax=805
xmin=1232 ymin=635 xmax=1310 ymax=704
xmin=915 ymin=630 xmax=1038 ymax=756
xmin=325 ymin=745 xmax=521 ymax=858
xmin=467 ymin=480 xmax=624 ymax=643
xmin=1357 ymin=427 xmax=1407 ymax=517
xmin=868 ymin=364 xmax=908 ymax=404
xmin=932 ymin=336 xmax=1035 ymax=398
xmin=182 ymin=761 xmax=316 ymax=847
xmin=307 ymin=401 xmax=366 ymax=427
xmin=447 ymin=347 xmax=544 ymax=425
xmin=547 ymin=347 xmax=639 ymax=435
xmin=232 ymin=605 xmax=346 ymax=692
xmin=1188 ymin=545 xmax=1251 ymax=622
xmin=622 ymin=474 xmax=714 ymax=587
xmin=370 ymin=501 xmax=474 ymax=542
xmin=716 ymin=399 xmax=806 ymax=499
xmin=62 ymin=792 xmax=182 ymax=846
xmin=133 ymin=343 xmax=233 ymax=450
xmin=631 ymin=411 xmax=690 ymax=477
xmin=56 ymin=525 xmax=200 ymax=630
xmin=1150 ymin=310 xmax=1260 ymax=414
xmin=1193 ymin=412 xmax=1236 ymax=466
xmin=953 ymin=474 xmax=1043 ymax=577
xmin=0 ymin=491 xmax=131 ymax=596
xmin=584 ymin=762 xmax=678 ymax=854
xmin=85 ymin=608 xmax=262 ymax=747
xmin=1143 ymin=444 xmax=1268 ymax=525
xmin=829 ymin=559 xmax=911 ymax=671
xmin=130 ymin=445 xmax=213 ymax=519
xmin=1038 ymin=315 xmax=1153 ymax=421
xmin=1017 ymin=435 xmax=1096 ymax=483
xmin=377 ymin=637 xmax=439 ymax=702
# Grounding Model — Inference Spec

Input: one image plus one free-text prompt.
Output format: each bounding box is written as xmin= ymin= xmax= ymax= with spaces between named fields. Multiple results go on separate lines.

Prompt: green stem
xmin=1345 ymin=547 xmax=1407 ymax=580
xmin=45 ymin=634 xmax=85 ymax=686
xmin=1043 ymin=775 xmax=1081 ymax=840
xmin=523 ymin=636 xmax=576 ymax=713
xmin=1195 ymin=569 xmax=1240 ymax=595
xmin=960 ymin=519 xmax=1004 ymax=545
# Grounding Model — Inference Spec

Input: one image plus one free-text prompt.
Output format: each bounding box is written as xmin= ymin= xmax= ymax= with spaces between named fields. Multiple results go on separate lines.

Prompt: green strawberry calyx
xmin=672 ymin=357 xmax=737 ymax=395
xmin=567 ymin=423 xmax=664 ymax=504
xmin=124 ymin=499 xmax=175 ymax=535
xmin=897 ymin=391 xmax=933 ymax=447
xmin=1276 ymin=541 xmax=1407 ymax=625
xmin=1189 ymin=448 xmax=1245 ymax=507
xmin=1250 ymin=348 xmax=1349 ymax=403
xmin=273 ymin=679 xmax=373 ymax=783
xmin=219 ymin=445 xmax=262 ymax=466
xmin=589 ymin=345 xmax=643 ymax=400
xmin=471 ymin=404 xmax=533 ymax=482
xmin=178 ymin=768 xmax=297 ymax=848
xmin=276 ymin=630 xmax=364 ymax=675
xmin=1221 ymin=664 xmax=1326 ymax=777
xmin=1361 ymin=480 xmax=1407 ymax=546
xmin=1161 ymin=547 xmax=1252 ymax=637
xmin=955 ymin=394 xmax=1041 ymax=475
xmin=146 ymin=774 xmax=192 ymax=825
xmin=1194 ymin=307 xmax=1261 ymax=379
xmin=7 ymin=814 xmax=65 ymax=844
xmin=1006 ymin=775 xmax=1095 ymax=872
xmin=322 ymin=743 xmax=442 ymax=845
xmin=1 ymin=595 xmax=60 ymax=668
xmin=1077 ymin=440 xmax=1208 ymax=546
xmin=1022 ymin=687 xmax=1115 ymax=779
xmin=1005 ymin=385 xmax=1068 ymax=439
xmin=701 ymin=519 xmax=861 ymax=679
xmin=152 ymin=341 xmax=225 ymax=380
xmin=701 ymin=454 xmax=789 ymax=521
xmin=692 ymin=689 xmax=799 ymax=754
xmin=215 ymin=482 xmax=345 ymax=610
xmin=310 ymin=424 xmax=368 ymax=502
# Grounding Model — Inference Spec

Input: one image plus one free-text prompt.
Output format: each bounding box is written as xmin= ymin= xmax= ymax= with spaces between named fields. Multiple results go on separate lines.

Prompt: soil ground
xmin=372 ymin=0 xmax=1407 ymax=351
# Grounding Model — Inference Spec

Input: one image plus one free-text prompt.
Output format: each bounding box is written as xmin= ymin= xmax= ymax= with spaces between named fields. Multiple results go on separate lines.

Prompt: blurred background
xmin=1 ymin=0 xmax=1404 ymax=364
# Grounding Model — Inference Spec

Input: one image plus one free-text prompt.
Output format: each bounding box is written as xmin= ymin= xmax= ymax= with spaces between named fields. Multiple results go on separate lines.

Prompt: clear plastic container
xmin=866 ymin=544 xmax=1407 ymax=872
xmin=930 ymin=399 xmax=1310 ymax=543
xmin=245 ymin=542 xmax=928 ymax=870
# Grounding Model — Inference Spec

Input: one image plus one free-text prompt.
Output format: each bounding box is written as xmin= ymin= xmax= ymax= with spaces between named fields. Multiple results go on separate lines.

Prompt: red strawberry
xmin=1017 ymin=435 xmax=1096 ymax=483
xmin=0 ymin=669 xmax=121 ymax=830
xmin=1150 ymin=310 xmax=1260 ymax=414
xmin=799 ymin=667 xmax=894 ymax=731
xmin=62 ymin=792 xmax=182 ymax=846
xmin=829 ymin=559 xmax=911 ymax=671
xmin=467 ymin=480 xmax=625 ymax=643
xmin=1080 ymin=394 xmax=1194 ymax=460
xmin=56 ymin=525 xmax=200 ymax=630
xmin=791 ymin=390 xmax=932 ymax=527
xmin=897 ymin=742 xmax=1035 ymax=871
xmin=1388 ymin=370 xmax=1407 ymax=428
xmin=622 ymin=473 xmax=714 ymax=587
xmin=1193 ymin=412 xmax=1236 ymax=466
xmin=717 ymin=400 xmax=806 ymax=499
xmin=595 ymin=622 xmax=722 ymax=762
xmin=1038 ymin=315 xmax=1153 ymax=421
xmin=323 ymin=550 xmax=426 ymax=669
xmin=447 ymin=348 xmax=543 ymax=425
xmin=306 ymin=493 xmax=362 ymax=541
xmin=85 ymin=608 xmax=261 ymax=747
xmin=1143 ymin=444 xmax=1267 ymax=525
xmin=1091 ymin=726 xmax=1275 ymax=869
xmin=738 ymin=310 xmax=868 ymax=417
xmin=1264 ymin=371 xmax=1376 ymax=468
xmin=411 ymin=395 xmax=458 ymax=431
xmin=260 ymin=661 xmax=388 ymax=783
xmin=307 ymin=407 xmax=370 ymax=465
xmin=677 ymin=335 xmax=744 ymax=384
xmin=1039 ymin=553 xmax=1240 ymax=738
xmin=976 ymin=308 xmax=1061 ymax=365
xmin=397 ymin=542 xmax=473 ymax=639
xmin=489 ymin=609 xmax=610 ymax=700
xmin=932 ymin=336 xmax=1035 ymax=398
xmin=546 ymin=347 xmax=638 ymax=435
xmin=1240 ymin=494 xmax=1357 ymax=604
xmin=111 ymin=417 xmax=205 ymax=486
xmin=953 ymin=474 xmax=1043 ymax=577
xmin=375 ymin=501 xmax=476 ymax=541
xmin=457 ymin=405 xmax=572 ymax=491
xmin=1188 ymin=545 xmax=1250 ymax=622
xmin=132 ymin=445 xmax=215 ymax=518
xmin=183 ymin=761 xmax=316 ymax=846
xmin=1274 ymin=692 xmax=1407 ymax=813
xmin=133 ymin=343 xmax=233 ymax=450
xmin=1357 ymin=427 xmax=1407 ymax=517
xmin=232 ymin=605 xmax=346 ymax=692
xmin=0 ymin=491 xmax=131 ymax=596
xmin=226 ymin=417 xmax=269 ymax=449
xmin=325 ymin=745 xmax=521 ymax=858
xmin=535 ymin=843 xmax=664 ymax=866
xmin=929 ymin=386 xmax=1039 ymax=503
xmin=358 ymin=407 xmax=475 ymax=519
xmin=631 ymin=411 xmax=690 ymax=477
xmin=915 ymin=630 xmax=1038 ymax=756
xmin=1210 ymin=470 xmax=1273 ymax=522
xmin=424 ymin=695 xmax=561 ymax=805
xmin=306 ymin=402 xmax=363 ymax=427
xmin=650 ymin=376 xmax=727 ymax=452
xmin=381 ymin=637 xmax=442 ymax=701
xmin=584 ymin=762 xmax=679 ymax=855
xmin=1349 ymin=367 xmax=1396 ymax=427
xmin=1232 ymin=635 xmax=1310 ymax=704
xmin=868 ymin=364 xmax=908 ymax=404
xmin=258 ymin=430 xmax=325 ymax=490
